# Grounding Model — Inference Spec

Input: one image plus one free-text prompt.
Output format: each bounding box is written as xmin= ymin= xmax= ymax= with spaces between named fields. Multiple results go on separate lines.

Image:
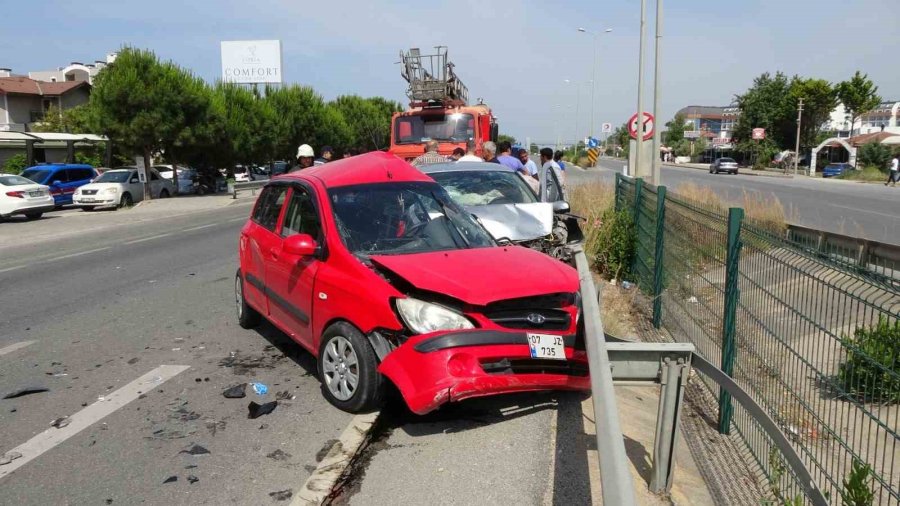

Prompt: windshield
xmin=0 ymin=175 xmax=39 ymax=186
xmin=394 ymin=113 xmax=475 ymax=144
xmin=20 ymin=169 xmax=51 ymax=184
xmin=430 ymin=170 xmax=537 ymax=206
xmin=96 ymin=171 xmax=133 ymax=183
xmin=329 ymin=182 xmax=495 ymax=256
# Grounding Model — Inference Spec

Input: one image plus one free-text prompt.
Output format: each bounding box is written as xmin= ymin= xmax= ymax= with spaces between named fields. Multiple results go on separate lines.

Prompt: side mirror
xmin=52 ymin=180 xmax=62 ymax=186
xmin=130 ymin=178 xmax=139 ymax=184
xmin=284 ymin=233 xmax=317 ymax=257
xmin=552 ymin=201 xmax=571 ymax=214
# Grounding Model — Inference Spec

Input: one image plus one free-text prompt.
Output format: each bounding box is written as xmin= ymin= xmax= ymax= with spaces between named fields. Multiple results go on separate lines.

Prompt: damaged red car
xmin=236 ymin=152 xmax=588 ymax=414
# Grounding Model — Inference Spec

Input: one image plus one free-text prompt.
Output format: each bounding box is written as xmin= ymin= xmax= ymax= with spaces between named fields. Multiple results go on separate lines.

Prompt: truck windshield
xmin=329 ymin=181 xmax=495 ymax=256
xmin=394 ymin=113 xmax=475 ymax=144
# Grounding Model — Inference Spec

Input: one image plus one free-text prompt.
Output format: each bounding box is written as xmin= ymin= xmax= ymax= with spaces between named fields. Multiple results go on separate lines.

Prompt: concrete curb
xmin=292 ymin=411 xmax=380 ymax=505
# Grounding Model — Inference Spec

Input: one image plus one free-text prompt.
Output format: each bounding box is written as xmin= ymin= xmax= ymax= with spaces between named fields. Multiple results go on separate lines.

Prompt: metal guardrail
xmin=785 ymin=223 xmax=900 ymax=284
xmin=232 ymin=180 xmax=267 ymax=199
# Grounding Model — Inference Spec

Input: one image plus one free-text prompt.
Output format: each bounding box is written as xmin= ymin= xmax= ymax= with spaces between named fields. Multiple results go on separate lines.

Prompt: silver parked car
xmin=419 ymin=162 xmax=583 ymax=262
xmin=710 ymin=157 xmax=739 ymax=174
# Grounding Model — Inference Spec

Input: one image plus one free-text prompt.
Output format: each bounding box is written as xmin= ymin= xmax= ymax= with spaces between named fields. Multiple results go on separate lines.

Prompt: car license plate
xmin=527 ymin=333 xmax=565 ymax=360
xmin=82 ymin=198 xmax=95 ymax=203
xmin=29 ymin=191 xmax=42 ymax=197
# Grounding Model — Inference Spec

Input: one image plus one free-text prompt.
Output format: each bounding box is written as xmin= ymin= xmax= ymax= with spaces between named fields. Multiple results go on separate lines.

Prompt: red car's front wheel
xmin=318 ymin=322 xmax=384 ymax=413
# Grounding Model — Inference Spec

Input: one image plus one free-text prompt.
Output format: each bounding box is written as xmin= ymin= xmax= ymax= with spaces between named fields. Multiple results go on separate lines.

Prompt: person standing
xmin=411 ymin=140 xmax=448 ymax=167
xmin=496 ymin=141 xmax=526 ymax=174
xmin=450 ymin=147 xmax=465 ymax=161
xmin=315 ymin=146 xmax=333 ymax=166
xmin=517 ymin=147 xmax=538 ymax=178
xmin=458 ymin=139 xmax=483 ymax=162
xmin=289 ymin=144 xmax=315 ymax=173
xmin=482 ymin=141 xmax=499 ymax=164
xmin=887 ymin=154 xmax=899 ymax=187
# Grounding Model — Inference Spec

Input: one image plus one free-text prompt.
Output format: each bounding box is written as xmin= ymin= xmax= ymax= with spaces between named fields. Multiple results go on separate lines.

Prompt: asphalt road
xmin=574 ymin=159 xmax=899 ymax=245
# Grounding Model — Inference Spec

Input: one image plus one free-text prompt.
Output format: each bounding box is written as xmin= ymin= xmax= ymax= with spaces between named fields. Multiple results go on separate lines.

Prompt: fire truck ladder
xmin=399 ymin=46 xmax=468 ymax=106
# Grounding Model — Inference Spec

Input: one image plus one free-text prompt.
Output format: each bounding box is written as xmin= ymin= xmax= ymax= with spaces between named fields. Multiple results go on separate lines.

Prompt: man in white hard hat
xmin=289 ymin=144 xmax=315 ymax=173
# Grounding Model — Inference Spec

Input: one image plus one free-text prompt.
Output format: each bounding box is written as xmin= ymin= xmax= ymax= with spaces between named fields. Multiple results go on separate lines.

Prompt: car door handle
xmin=269 ymin=248 xmax=279 ymax=260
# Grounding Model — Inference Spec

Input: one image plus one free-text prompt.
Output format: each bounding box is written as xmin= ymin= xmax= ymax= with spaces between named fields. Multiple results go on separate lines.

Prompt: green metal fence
xmin=614 ymin=173 xmax=900 ymax=504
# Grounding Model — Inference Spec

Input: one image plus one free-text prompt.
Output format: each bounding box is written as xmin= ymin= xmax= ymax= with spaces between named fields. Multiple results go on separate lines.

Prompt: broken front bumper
xmin=377 ymin=330 xmax=590 ymax=415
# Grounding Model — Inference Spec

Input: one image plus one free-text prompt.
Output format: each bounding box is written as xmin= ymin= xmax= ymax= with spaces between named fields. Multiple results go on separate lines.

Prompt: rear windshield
xmin=0 ymin=175 xmax=38 ymax=186
xmin=20 ymin=169 xmax=51 ymax=183
xmin=719 ymin=158 xmax=736 ymax=163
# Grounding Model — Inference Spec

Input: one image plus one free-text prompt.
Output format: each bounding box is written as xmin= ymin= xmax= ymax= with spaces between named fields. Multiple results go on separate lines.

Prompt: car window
xmin=281 ymin=187 xmax=322 ymax=239
xmin=54 ymin=170 xmax=71 ymax=183
xmin=150 ymin=170 xmax=160 ymax=181
xmin=429 ymin=170 xmax=537 ymax=206
xmin=20 ymin=168 xmax=51 ymax=183
xmin=252 ymin=185 xmax=288 ymax=232
xmin=0 ymin=175 xmax=38 ymax=186
xmin=96 ymin=171 xmax=132 ymax=183
xmin=73 ymin=169 xmax=93 ymax=181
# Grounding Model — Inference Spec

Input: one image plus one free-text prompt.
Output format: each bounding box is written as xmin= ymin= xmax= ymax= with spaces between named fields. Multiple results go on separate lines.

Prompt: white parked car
xmin=0 ymin=173 xmax=55 ymax=221
xmin=154 ymin=165 xmax=199 ymax=194
xmin=73 ymin=167 xmax=175 ymax=210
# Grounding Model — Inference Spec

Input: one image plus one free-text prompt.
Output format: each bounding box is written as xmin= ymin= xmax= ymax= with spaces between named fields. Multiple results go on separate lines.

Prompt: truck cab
xmin=389 ymin=104 xmax=497 ymax=161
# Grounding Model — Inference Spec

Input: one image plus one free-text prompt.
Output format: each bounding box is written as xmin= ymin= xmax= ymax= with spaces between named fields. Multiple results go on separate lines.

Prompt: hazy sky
xmin=3 ymin=0 xmax=897 ymax=145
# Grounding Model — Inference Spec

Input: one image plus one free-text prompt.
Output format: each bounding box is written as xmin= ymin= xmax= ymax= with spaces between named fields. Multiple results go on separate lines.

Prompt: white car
xmin=154 ymin=165 xmax=199 ymax=194
xmin=0 ymin=173 xmax=55 ymax=221
xmin=73 ymin=167 xmax=175 ymax=210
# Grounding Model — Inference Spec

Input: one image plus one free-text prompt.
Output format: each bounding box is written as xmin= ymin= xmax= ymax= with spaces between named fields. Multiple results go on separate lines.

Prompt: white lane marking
xmin=123 ymin=233 xmax=173 ymax=245
xmin=0 ymin=364 xmax=189 ymax=480
xmin=48 ymin=247 xmax=111 ymax=261
xmin=182 ymin=223 xmax=218 ymax=232
xmin=227 ymin=217 xmax=246 ymax=223
xmin=830 ymin=204 xmax=895 ymax=219
xmin=0 ymin=340 xmax=36 ymax=357
xmin=293 ymin=411 xmax=380 ymax=505
xmin=0 ymin=265 xmax=25 ymax=274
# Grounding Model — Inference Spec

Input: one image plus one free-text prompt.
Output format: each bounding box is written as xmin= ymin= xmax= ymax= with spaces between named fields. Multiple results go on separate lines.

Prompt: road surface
xmin=573 ymin=159 xmax=899 ymax=245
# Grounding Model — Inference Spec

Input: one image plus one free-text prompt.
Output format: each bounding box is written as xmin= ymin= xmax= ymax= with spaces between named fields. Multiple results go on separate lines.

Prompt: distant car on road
xmin=20 ymin=163 xmax=97 ymax=207
xmin=73 ymin=167 xmax=174 ymax=210
xmin=709 ymin=157 xmax=739 ymax=175
xmin=236 ymin=152 xmax=587 ymax=415
xmin=822 ymin=163 xmax=853 ymax=178
xmin=0 ymin=173 xmax=55 ymax=221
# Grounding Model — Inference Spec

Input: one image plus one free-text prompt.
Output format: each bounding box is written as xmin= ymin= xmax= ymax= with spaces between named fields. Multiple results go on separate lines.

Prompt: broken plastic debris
xmin=269 ymin=490 xmax=293 ymax=501
xmin=621 ymin=280 xmax=634 ymax=289
xmin=247 ymin=401 xmax=277 ymax=419
xmin=3 ymin=386 xmax=49 ymax=399
xmin=250 ymin=383 xmax=268 ymax=396
xmin=687 ymin=296 xmax=699 ymax=303
xmin=172 ymin=348 xmax=181 ymax=352
xmin=0 ymin=451 xmax=23 ymax=466
xmin=163 ymin=476 xmax=177 ymax=484
xmin=275 ymin=391 xmax=295 ymax=401
xmin=222 ymin=384 xmax=246 ymax=399
xmin=50 ymin=416 xmax=71 ymax=429
xmin=266 ymin=449 xmax=291 ymax=461
xmin=179 ymin=444 xmax=210 ymax=456
xmin=187 ymin=475 xmax=199 ymax=484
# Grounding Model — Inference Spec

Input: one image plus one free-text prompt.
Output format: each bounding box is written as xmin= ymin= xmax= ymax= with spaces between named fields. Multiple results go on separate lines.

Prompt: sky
xmin=2 ymin=0 xmax=898 ymax=146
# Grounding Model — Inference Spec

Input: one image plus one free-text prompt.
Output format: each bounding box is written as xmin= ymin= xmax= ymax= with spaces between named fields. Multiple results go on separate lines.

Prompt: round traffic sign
xmin=628 ymin=112 xmax=654 ymax=141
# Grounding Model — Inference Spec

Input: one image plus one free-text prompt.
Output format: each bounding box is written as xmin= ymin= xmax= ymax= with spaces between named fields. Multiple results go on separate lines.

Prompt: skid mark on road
xmin=0 ymin=364 xmax=189 ymax=480
xmin=0 ymin=340 xmax=36 ymax=357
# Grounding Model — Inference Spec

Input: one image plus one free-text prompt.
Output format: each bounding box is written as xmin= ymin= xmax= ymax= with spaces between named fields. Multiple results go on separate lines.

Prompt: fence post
xmin=652 ymin=185 xmax=667 ymax=328
xmin=614 ymin=172 xmax=622 ymax=212
xmin=631 ymin=178 xmax=644 ymax=276
xmin=718 ymin=207 xmax=744 ymax=434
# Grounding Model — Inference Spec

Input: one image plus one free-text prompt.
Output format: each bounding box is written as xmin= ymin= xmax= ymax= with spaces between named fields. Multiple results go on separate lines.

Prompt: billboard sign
xmin=683 ymin=130 xmax=701 ymax=139
xmin=752 ymin=127 xmax=766 ymax=140
xmin=221 ymin=40 xmax=283 ymax=84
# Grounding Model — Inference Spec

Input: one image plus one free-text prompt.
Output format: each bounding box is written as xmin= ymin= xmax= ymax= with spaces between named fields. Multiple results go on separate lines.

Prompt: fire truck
xmin=388 ymin=47 xmax=498 ymax=161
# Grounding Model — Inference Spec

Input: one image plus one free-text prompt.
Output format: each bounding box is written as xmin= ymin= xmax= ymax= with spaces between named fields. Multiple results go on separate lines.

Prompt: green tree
xmin=857 ymin=142 xmax=891 ymax=170
xmin=529 ymin=143 xmax=538 ymax=154
xmin=31 ymin=104 xmax=96 ymax=133
xmin=497 ymin=134 xmax=517 ymax=147
xmin=734 ymin=72 xmax=796 ymax=150
xmin=789 ymin=78 xmax=838 ymax=148
xmin=3 ymin=153 xmax=27 ymax=174
xmin=664 ymin=112 xmax=687 ymax=145
xmin=331 ymin=95 xmax=399 ymax=152
xmin=837 ymin=71 xmax=882 ymax=138
xmin=264 ymin=85 xmax=351 ymax=161
xmin=209 ymin=83 xmax=277 ymax=172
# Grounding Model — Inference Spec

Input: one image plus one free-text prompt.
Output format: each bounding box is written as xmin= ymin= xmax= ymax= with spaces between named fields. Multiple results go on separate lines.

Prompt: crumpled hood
xmin=466 ymin=202 xmax=553 ymax=242
xmin=369 ymin=246 xmax=578 ymax=306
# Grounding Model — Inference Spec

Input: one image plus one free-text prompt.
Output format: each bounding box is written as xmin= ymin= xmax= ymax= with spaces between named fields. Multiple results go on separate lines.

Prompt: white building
xmin=825 ymin=101 xmax=899 ymax=137
xmin=0 ymin=53 xmax=118 ymax=85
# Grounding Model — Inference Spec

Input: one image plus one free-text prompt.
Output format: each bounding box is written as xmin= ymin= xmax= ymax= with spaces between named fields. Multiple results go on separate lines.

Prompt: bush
xmin=837 ymin=317 xmax=900 ymax=404
xmin=593 ymin=207 xmax=636 ymax=281
xmin=837 ymin=166 xmax=886 ymax=182
xmin=857 ymin=142 xmax=892 ymax=169
xmin=3 ymin=153 xmax=27 ymax=174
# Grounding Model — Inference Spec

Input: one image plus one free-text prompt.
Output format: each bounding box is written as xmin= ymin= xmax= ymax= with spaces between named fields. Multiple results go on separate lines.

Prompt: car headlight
xmin=395 ymin=297 xmax=474 ymax=334
xmin=103 ymin=187 xmax=118 ymax=194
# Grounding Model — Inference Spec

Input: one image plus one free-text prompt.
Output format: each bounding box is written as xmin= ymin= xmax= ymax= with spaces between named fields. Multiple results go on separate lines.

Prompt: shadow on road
xmin=552 ymin=391 xmax=595 ymax=505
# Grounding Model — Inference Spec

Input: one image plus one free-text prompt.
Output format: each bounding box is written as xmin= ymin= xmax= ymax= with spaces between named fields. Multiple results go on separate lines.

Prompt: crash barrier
xmin=785 ymin=223 xmax=900 ymax=286
xmin=615 ymin=174 xmax=899 ymax=504
xmin=232 ymin=180 xmax=267 ymax=199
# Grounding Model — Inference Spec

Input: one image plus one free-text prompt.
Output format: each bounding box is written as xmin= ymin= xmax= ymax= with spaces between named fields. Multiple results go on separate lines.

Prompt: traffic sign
xmin=587 ymin=137 xmax=599 ymax=148
xmin=601 ymin=122 xmax=613 ymax=133
xmin=587 ymin=148 xmax=600 ymax=165
xmin=628 ymin=112 xmax=654 ymax=141
xmin=752 ymin=128 xmax=766 ymax=140
xmin=683 ymin=131 xmax=701 ymax=139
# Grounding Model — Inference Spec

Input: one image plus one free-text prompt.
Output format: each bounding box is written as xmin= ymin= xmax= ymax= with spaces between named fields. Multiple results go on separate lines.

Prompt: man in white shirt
xmin=887 ymin=155 xmax=899 ymax=187
xmin=516 ymin=147 xmax=538 ymax=177
xmin=458 ymin=139 xmax=483 ymax=162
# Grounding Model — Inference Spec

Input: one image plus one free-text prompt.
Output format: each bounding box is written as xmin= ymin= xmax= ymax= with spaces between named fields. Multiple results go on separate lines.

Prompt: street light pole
xmin=651 ymin=0 xmax=663 ymax=185
xmin=794 ymin=98 xmax=804 ymax=176
xmin=636 ymin=0 xmax=648 ymax=179
xmin=578 ymin=28 xmax=612 ymax=140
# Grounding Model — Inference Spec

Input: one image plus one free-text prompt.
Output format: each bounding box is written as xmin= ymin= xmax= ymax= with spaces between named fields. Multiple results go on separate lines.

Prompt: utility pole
xmin=651 ymin=0 xmax=663 ymax=185
xmin=635 ymin=0 xmax=648 ymax=179
xmin=794 ymin=98 xmax=804 ymax=175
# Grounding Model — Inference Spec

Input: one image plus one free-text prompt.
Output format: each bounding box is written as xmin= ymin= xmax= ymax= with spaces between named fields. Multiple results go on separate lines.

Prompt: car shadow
xmin=250 ymin=320 xmax=318 ymax=377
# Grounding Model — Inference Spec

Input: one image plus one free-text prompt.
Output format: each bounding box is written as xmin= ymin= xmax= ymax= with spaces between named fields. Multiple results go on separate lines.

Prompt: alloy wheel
xmin=322 ymin=336 xmax=360 ymax=401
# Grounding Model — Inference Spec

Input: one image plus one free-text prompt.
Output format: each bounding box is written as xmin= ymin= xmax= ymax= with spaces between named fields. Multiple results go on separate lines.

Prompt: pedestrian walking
xmin=450 ymin=147 xmax=466 ymax=161
xmin=886 ymin=154 xmax=899 ymax=186
xmin=315 ymin=146 xmax=333 ymax=166
xmin=458 ymin=139 xmax=483 ymax=162
xmin=411 ymin=140 xmax=448 ymax=167
xmin=482 ymin=141 xmax=499 ymax=164
xmin=497 ymin=141 xmax=526 ymax=174
xmin=289 ymin=144 xmax=315 ymax=173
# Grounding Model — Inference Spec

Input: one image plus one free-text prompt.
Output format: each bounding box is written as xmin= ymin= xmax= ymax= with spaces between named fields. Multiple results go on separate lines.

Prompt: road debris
xmin=269 ymin=490 xmax=293 ymax=501
xmin=687 ymin=296 xmax=699 ymax=303
xmin=204 ymin=419 xmax=227 ymax=436
xmin=275 ymin=391 xmax=295 ymax=401
xmin=266 ymin=449 xmax=291 ymax=461
xmin=248 ymin=401 xmax=277 ymax=419
xmin=163 ymin=476 xmax=178 ymax=484
xmin=127 ymin=358 xmax=140 ymax=365
xmin=179 ymin=444 xmax=210 ymax=456
xmin=187 ymin=475 xmax=199 ymax=484
xmin=250 ymin=382 xmax=268 ymax=395
xmin=3 ymin=386 xmax=49 ymax=399
xmin=0 ymin=451 xmax=23 ymax=466
xmin=50 ymin=416 xmax=71 ymax=429
xmin=222 ymin=384 xmax=247 ymax=398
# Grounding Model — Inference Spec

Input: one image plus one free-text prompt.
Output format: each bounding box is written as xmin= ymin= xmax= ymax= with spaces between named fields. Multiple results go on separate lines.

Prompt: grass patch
xmin=568 ymin=181 xmax=615 ymax=259
xmin=837 ymin=166 xmax=888 ymax=182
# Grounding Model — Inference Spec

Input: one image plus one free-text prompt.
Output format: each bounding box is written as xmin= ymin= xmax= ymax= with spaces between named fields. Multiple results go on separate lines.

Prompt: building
xmin=675 ymin=105 xmax=739 ymax=141
xmin=825 ymin=101 xmax=899 ymax=137
xmin=0 ymin=53 xmax=117 ymax=85
xmin=0 ymin=77 xmax=91 ymax=132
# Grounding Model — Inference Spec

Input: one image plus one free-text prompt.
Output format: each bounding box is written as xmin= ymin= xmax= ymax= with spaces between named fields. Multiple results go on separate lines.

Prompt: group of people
xmin=288 ymin=144 xmax=363 ymax=173
xmin=411 ymin=139 xmax=567 ymax=192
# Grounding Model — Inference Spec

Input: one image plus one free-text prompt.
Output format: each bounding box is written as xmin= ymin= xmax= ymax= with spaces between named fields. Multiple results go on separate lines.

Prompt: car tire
xmin=119 ymin=193 xmax=134 ymax=209
xmin=159 ymin=189 xmax=170 ymax=199
xmin=24 ymin=212 xmax=43 ymax=220
xmin=318 ymin=322 xmax=384 ymax=413
xmin=235 ymin=270 xmax=262 ymax=329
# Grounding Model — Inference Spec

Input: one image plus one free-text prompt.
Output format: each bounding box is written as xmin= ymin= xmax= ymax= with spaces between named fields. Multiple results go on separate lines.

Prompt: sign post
xmin=628 ymin=112 xmax=655 ymax=179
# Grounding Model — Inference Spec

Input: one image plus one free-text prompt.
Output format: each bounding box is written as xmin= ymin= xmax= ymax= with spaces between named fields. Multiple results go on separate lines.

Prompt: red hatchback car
xmin=236 ymin=152 xmax=589 ymax=414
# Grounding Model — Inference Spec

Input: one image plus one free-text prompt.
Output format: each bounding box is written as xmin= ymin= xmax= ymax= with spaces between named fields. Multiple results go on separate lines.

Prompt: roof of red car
xmin=278 ymin=151 xmax=433 ymax=188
